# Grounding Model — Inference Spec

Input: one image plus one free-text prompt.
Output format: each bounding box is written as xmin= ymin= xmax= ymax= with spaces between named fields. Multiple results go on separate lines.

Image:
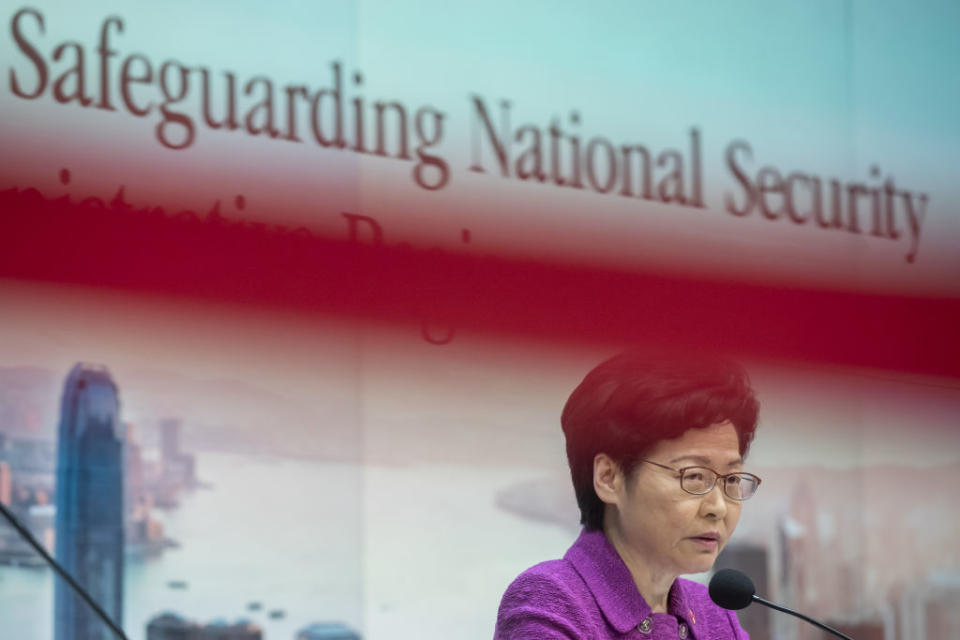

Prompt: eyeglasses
xmin=640 ymin=459 xmax=762 ymax=501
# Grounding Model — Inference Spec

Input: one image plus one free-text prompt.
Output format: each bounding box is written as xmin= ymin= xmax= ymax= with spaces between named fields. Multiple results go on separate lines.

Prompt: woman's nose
xmin=699 ymin=481 xmax=728 ymax=518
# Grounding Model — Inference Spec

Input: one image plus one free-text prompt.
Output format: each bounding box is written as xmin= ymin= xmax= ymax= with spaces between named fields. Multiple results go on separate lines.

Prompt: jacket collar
xmin=565 ymin=528 xmax=696 ymax=634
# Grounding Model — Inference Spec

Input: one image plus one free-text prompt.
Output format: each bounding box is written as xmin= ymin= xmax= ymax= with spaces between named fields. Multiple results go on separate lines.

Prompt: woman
xmin=495 ymin=351 xmax=760 ymax=639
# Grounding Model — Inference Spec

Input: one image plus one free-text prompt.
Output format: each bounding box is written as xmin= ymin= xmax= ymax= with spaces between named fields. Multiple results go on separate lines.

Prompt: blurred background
xmin=0 ymin=1 xmax=957 ymax=639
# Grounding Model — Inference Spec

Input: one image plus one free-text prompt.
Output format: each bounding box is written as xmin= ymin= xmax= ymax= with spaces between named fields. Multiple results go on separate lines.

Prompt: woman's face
xmin=604 ymin=421 xmax=745 ymax=577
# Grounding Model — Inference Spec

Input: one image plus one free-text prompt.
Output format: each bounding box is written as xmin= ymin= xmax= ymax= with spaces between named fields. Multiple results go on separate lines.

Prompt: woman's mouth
xmin=688 ymin=534 xmax=720 ymax=550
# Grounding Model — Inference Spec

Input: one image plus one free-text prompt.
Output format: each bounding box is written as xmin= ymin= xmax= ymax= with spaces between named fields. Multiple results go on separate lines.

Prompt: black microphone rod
xmin=751 ymin=594 xmax=854 ymax=640
xmin=0 ymin=500 xmax=129 ymax=640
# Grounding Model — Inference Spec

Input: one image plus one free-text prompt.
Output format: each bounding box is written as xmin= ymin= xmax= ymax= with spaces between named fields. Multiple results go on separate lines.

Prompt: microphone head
xmin=709 ymin=569 xmax=755 ymax=610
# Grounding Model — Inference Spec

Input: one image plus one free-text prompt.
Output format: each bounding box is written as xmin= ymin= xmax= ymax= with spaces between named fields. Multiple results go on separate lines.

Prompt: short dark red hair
xmin=561 ymin=350 xmax=760 ymax=530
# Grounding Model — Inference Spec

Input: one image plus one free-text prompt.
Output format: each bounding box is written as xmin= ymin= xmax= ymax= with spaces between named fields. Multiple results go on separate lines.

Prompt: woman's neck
xmin=602 ymin=522 xmax=677 ymax=613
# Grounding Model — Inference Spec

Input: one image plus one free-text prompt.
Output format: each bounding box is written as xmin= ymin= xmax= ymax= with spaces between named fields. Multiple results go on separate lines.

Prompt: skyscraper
xmin=158 ymin=417 xmax=196 ymax=494
xmin=159 ymin=418 xmax=181 ymax=463
xmin=54 ymin=363 xmax=125 ymax=640
xmin=124 ymin=422 xmax=144 ymax=523
xmin=0 ymin=460 xmax=11 ymax=505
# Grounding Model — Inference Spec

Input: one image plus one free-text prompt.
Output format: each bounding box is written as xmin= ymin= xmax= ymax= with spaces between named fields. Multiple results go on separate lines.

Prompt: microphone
xmin=708 ymin=569 xmax=854 ymax=640
xmin=708 ymin=568 xmax=755 ymax=610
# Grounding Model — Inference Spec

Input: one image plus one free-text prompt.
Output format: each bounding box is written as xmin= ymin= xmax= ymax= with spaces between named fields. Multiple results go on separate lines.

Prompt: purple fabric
xmin=495 ymin=529 xmax=749 ymax=640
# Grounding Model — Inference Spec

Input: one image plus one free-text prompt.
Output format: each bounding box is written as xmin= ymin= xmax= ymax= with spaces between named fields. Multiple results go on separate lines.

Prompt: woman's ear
xmin=593 ymin=452 xmax=622 ymax=506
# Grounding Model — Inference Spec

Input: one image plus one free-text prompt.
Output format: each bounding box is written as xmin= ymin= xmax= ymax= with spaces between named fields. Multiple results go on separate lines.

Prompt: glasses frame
xmin=639 ymin=459 xmax=762 ymax=501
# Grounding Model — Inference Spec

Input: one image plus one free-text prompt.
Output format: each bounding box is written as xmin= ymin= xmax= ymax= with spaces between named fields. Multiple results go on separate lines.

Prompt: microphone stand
xmin=752 ymin=595 xmax=854 ymax=640
xmin=0 ymin=500 xmax=129 ymax=640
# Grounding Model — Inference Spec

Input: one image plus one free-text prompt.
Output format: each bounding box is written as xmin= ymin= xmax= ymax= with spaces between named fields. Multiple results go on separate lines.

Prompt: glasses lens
xmin=680 ymin=468 xmax=715 ymax=494
xmin=724 ymin=474 xmax=759 ymax=500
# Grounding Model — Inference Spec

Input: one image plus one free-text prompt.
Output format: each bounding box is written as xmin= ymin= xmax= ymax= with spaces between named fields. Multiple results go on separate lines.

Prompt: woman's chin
xmin=680 ymin=555 xmax=717 ymax=576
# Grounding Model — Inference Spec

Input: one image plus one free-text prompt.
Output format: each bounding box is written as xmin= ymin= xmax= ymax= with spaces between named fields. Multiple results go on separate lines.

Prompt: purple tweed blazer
xmin=495 ymin=529 xmax=749 ymax=640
